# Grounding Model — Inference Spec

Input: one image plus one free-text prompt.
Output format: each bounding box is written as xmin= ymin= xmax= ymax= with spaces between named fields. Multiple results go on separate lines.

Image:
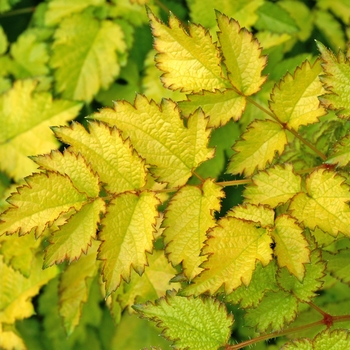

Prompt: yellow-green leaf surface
xmin=45 ymin=0 xmax=104 ymax=25
xmin=148 ymin=10 xmax=227 ymax=92
xmin=44 ymin=198 xmax=105 ymax=267
xmin=0 ymin=80 xmax=82 ymax=180
xmin=133 ymin=291 xmax=233 ymax=350
xmin=182 ymin=217 xmax=273 ymax=295
xmin=93 ymin=96 xmax=214 ymax=187
xmin=162 ymin=179 xmax=224 ymax=280
xmin=0 ymin=326 xmax=26 ymax=350
xmin=317 ymin=41 xmax=350 ymax=118
xmin=217 ymin=12 xmax=267 ymax=96
xmin=289 ymin=169 xmax=350 ymax=236
xmin=227 ymin=120 xmax=287 ymax=176
xmin=244 ymin=164 xmax=302 ymax=208
xmin=0 ymin=26 xmax=7 ymax=55
xmin=52 ymin=122 xmax=147 ymax=194
xmin=0 ymin=254 xmax=57 ymax=324
xmin=178 ymin=89 xmax=246 ymax=128
xmin=272 ymin=215 xmax=310 ymax=281
xmin=98 ymin=191 xmax=159 ymax=296
xmin=227 ymin=203 xmax=275 ymax=227
xmin=32 ymin=150 xmax=100 ymax=198
xmin=269 ymin=60 xmax=326 ymax=130
xmin=318 ymin=0 xmax=350 ymax=25
xmin=50 ymin=12 xmax=126 ymax=102
xmin=326 ymin=134 xmax=350 ymax=167
xmin=0 ymin=172 xmax=88 ymax=237
xmin=58 ymin=241 xmax=100 ymax=335
xmin=323 ymin=249 xmax=350 ymax=284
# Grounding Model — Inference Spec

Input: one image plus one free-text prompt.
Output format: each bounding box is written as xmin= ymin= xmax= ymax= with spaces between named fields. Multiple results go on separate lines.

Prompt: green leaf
xmin=244 ymin=164 xmax=302 ymax=208
xmin=272 ymin=215 xmax=310 ymax=281
xmin=323 ymin=249 xmax=350 ymax=285
xmin=289 ymin=169 xmax=350 ymax=236
xmin=0 ymin=80 xmax=82 ymax=180
xmin=148 ymin=10 xmax=227 ymax=92
xmin=98 ymin=191 xmax=160 ymax=296
xmin=163 ymin=179 xmax=224 ymax=280
xmin=50 ymin=12 xmax=126 ymax=102
xmin=52 ymin=122 xmax=147 ymax=194
xmin=178 ymin=89 xmax=246 ymax=128
xmin=317 ymin=0 xmax=350 ymax=24
xmin=217 ymin=11 xmax=267 ymax=96
xmin=92 ymin=96 xmax=214 ymax=187
xmin=326 ymin=134 xmax=350 ymax=167
xmin=227 ymin=120 xmax=288 ymax=176
xmin=133 ymin=291 xmax=233 ymax=350
xmin=0 ymin=172 xmax=88 ymax=237
xmin=269 ymin=60 xmax=326 ymax=131
xmin=0 ymin=25 xmax=8 ymax=55
xmin=44 ymin=198 xmax=105 ymax=267
xmin=182 ymin=217 xmax=273 ymax=295
xmin=317 ymin=41 xmax=350 ymax=118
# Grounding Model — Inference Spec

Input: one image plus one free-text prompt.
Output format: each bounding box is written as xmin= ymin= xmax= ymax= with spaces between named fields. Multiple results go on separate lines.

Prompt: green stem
xmin=216 ymin=179 xmax=251 ymax=186
xmin=0 ymin=7 xmax=35 ymax=18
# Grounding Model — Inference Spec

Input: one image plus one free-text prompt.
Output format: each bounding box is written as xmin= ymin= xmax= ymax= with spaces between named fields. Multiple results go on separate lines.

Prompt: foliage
xmin=1 ymin=0 xmax=350 ymax=349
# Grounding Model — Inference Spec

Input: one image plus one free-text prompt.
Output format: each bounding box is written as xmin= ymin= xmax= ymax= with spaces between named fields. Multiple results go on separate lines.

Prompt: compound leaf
xmin=269 ymin=60 xmax=326 ymax=131
xmin=244 ymin=164 xmax=302 ymax=208
xmin=148 ymin=10 xmax=227 ymax=92
xmin=133 ymin=291 xmax=233 ymax=350
xmin=227 ymin=120 xmax=287 ymax=176
xmin=182 ymin=217 xmax=273 ymax=295
xmin=98 ymin=191 xmax=159 ymax=296
xmin=289 ymin=169 xmax=350 ymax=236
xmin=0 ymin=172 xmax=88 ymax=237
xmin=162 ymin=179 xmax=224 ymax=280
xmin=93 ymin=95 xmax=214 ymax=187
xmin=217 ymin=11 xmax=267 ymax=96
xmin=52 ymin=121 xmax=147 ymax=194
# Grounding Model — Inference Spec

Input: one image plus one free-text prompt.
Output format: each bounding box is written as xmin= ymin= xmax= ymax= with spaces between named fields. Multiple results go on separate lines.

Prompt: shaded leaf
xmin=326 ymin=134 xmax=350 ymax=167
xmin=323 ymin=249 xmax=350 ymax=285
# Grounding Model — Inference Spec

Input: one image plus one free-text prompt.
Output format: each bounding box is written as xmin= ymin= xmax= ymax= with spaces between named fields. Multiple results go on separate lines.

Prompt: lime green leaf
xmin=245 ymin=290 xmax=298 ymax=332
xmin=45 ymin=0 xmax=104 ymax=26
xmin=277 ymin=249 xmax=325 ymax=302
xmin=0 ymin=172 xmax=88 ymax=237
xmin=178 ymin=89 xmax=246 ymax=128
xmin=10 ymin=31 xmax=49 ymax=78
xmin=282 ymin=338 xmax=312 ymax=349
xmin=318 ymin=0 xmax=350 ymax=24
xmin=289 ymin=169 xmax=350 ymax=236
xmin=92 ymin=96 xmax=214 ymax=187
xmin=52 ymin=122 xmax=147 ymax=194
xmin=148 ymin=10 xmax=227 ymax=92
xmin=272 ymin=215 xmax=310 ymax=281
xmin=255 ymin=31 xmax=292 ymax=50
xmin=133 ymin=291 xmax=233 ymax=350
xmin=227 ymin=203 xmax=275 ymax=227
xmin=182 ymin=217 xmax=273 ymax=295
xmin=269 ymin=60 xmax=326 ymax=131
xmin=244 ymin=164 xmax=302 ymax=208
xmin=326 ymin=134 xmax=350 ymax=167
xmin=99 ymin=191 xmax=159 ymax=296
xmin=0 ymin=0 xmax=20 ymax=13
xmin=0 ymin=25 xmax=8 ymax=55
xmin=255 ymin=2 xmax=299 ymax=34
xmin=226 ymin=261 xmax=278 ymax=308
xmin=0 ymin=80 xmax=82 ymax=180
xmin=32 ymin=150 xmax=100 ymax=198
xmin=162 ymin=179 xmax=224 ymax=280
xmin=44 ymin=198 xmax=105 ymax=267
xmin=51 ymin=12 xmax=126 ymax=102
xmin=58 ymin=241 xmax=100 ymax=335
xmin=227 ymin=120 xmax=287 ymax=176
xmin=323 ymin=249 xmax=350 ymax=284
xmin=217 ymin=12 xmax=267 ymax=96
xmin=317 ymin=41 xmax=350 ymax=118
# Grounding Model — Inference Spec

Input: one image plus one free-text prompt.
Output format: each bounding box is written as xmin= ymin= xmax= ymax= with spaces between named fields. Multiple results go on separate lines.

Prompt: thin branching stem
xmin=216 ymin=179 xmax=251 ymax=186
xmin=0 ymin=7 xmax=35 ymax=18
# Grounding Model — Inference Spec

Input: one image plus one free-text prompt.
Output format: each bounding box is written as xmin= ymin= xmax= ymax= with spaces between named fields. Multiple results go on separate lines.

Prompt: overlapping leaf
xmin=227 ymin=120 xmax=288 ymax=176
xmin=162 ymin=179 xmax=224 ymax=280
xmin=244 ymin=164 xmax=302 ymax=207
xmin=98 ymin=191 xmax=159 ymax=296
xmin=0 ymin=172 xmax=88 ymax=237
xmin=326 ymin=134 xmax=350 ymax=167
xmin=323 ymin=249 xmax=350 ymax=284
xmin=52 ymin=121 xmax=147 ymax=194
xmin=269 ymin=60 xmax=326 ymax=131
xmin=289 ymin=169 xmax=350 ymax=236
xmin=182 ymin=217 xmax=273 ymax=295
xmin=317 ymin=41 xmax=350 ymax=118
xmin=92 ymin=95 xmax=214 ymax=187
xmin=148 ymin=10 xmax=227 ymax=92
xmin=133 ymin=291 xmax=233 ymax=350
xmin=50 ymin=12 xmax=126 ymax=102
